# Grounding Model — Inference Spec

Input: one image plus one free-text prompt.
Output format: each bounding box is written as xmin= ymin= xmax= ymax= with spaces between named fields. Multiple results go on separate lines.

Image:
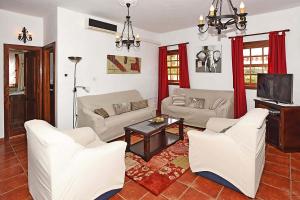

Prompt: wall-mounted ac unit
xmin=86 ymin=18 xmax=117 ymax=33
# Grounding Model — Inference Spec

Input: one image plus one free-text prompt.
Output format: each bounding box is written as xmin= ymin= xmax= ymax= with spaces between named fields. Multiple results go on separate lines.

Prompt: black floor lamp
xmin=68 ymin=56 xmax=90 ymax=128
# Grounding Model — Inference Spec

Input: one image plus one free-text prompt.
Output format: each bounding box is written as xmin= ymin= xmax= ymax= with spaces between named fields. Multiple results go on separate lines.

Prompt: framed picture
xmin=195 ymin=45 xmax=222 ymax=73
xmin=107 ymin=55 xmax=141 ymax=74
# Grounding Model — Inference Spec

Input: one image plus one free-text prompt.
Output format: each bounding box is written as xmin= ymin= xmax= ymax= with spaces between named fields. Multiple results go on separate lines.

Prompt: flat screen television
xmin=257 ymin=74 xmax=293 ymax=104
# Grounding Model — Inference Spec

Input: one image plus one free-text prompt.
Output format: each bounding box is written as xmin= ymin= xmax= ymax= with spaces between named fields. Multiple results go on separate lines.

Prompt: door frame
xmin=42 ymin=42 xmax=56 ymax=125
xmin=3 ymin=44 xmax=43 ymax=140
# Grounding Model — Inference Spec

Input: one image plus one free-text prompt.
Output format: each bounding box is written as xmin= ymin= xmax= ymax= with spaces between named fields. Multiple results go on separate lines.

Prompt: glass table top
xmin=126 ymin=116 xmax=180 ymax=135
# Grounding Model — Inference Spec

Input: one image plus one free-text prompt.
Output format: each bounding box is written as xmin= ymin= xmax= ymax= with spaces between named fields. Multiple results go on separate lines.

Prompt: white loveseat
xmin=188 ymin=108 xmax=269 ymax=198
xmin=77 ymin=90 xmax=156 ymax=142
xmin=25 ymin=120 xmax=127 ymax=200
xmin=161 ymin=88 xmax=234 ymax=128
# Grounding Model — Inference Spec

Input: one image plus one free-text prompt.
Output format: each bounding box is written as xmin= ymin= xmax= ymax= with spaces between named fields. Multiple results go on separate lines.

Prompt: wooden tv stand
xmin=255 ymin=99 xmax=300 ymax=152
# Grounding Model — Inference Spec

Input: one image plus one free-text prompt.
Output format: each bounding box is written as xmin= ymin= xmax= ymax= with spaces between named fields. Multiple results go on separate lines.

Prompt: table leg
xmin=125 ymin=128 xmax=131 ymax=152
xmin=144 ymin=135 xmax=151 ymax=161
xmin=161 ymin=128 xmax=166 ymax=147
xmin=179 ymin=118 xmax=184 ymax=140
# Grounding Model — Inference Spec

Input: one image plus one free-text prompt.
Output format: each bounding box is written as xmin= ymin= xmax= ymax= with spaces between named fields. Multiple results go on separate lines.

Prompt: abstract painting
xmin=195 ymin=45 xmax=222 ymax=73
xmin=107 ymin=55 xmax=141 ymax=74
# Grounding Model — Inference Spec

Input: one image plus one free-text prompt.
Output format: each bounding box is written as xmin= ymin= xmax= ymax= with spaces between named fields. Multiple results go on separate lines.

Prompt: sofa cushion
xmin=131 ymin=99 xmax=148 ymax=111
xmin=172 ymin=95 xmax=186 ymax=106
xmin=77 ymin=90 xmax=143 ymax=116
xmin=188 ymin=97 xmax=205 ymax=109
xmin=105 ymin=107 xmax=153 ymax=129
xmin=94 ymin=108 xmax=109 ymax=118
xmin=113 ymin=102 xmax=131 ymax=115
xmin=166 ymin=105 xmax=216 ymax=127
xmin=210 ymin=98 xmax=227 ymax=110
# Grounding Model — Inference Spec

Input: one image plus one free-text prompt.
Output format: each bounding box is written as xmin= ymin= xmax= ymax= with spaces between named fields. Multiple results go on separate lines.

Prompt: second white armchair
xmin=188 ymin=108 xmax=269 ymax=198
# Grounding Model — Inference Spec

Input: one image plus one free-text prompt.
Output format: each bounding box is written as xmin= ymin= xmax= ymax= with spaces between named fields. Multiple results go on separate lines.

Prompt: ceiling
xmin=1 ymin=0 xmax=300 ymax=33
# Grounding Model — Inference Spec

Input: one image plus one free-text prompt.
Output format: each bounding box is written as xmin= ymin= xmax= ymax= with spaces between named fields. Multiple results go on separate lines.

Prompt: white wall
xmin=0 ymin=9 xmax=43 ymax=138
xmin=159 ymin=7 xmax=300 ymax=110
xmin=56 ymin=7 xmax=159 ymax=129
xmin=43 ymin=9 xmax=57 ymax=45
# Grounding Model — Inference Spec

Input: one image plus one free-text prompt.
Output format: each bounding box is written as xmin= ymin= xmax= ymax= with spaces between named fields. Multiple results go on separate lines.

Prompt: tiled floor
xmin=1 ymin=135 xmax=300 ymax=200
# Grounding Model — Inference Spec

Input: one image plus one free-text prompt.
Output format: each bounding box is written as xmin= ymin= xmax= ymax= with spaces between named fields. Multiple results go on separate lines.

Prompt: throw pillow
xmin=188 ymin=97 xmax=205 ymax=109
xmin=210 ymin=98 xmax=227 ymax=110
xmin=172 ymin=95 xmax=186 ymax=106
xmin=131 ymin=99 xmax=148 ymax=111
xmin=94 ymin=108 xmax=109 ymax=118
xmin=113 ymin=102 xmax=131 ymax=115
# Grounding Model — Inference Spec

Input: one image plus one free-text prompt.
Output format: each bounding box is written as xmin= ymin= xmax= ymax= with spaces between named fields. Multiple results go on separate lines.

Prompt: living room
xmin=1 ymin=0 xmax=300 ymax=199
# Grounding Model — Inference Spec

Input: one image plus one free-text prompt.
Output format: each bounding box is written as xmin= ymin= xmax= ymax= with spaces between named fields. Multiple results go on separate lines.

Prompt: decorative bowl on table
xmin=149 ymin=116 xmax=165 ymax=124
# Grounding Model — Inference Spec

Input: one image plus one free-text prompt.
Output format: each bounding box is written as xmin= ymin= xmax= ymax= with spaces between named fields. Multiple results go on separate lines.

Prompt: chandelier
xmin=115 ymin=1 xmax=140 ymax=50
xmin=198 ymin=0 xmax=247 ymax=34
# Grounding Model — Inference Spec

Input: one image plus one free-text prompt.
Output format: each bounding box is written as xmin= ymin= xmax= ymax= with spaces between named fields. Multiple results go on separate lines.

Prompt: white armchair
xmin=25 ymin=120 xmax=127 ymax=200
xmin=188 ymin=108 xmax=269 ymax=198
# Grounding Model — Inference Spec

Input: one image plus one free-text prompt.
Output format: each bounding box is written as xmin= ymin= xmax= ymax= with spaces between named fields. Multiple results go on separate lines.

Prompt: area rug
xmin=125 ymin=125 xmax=198 ymax=195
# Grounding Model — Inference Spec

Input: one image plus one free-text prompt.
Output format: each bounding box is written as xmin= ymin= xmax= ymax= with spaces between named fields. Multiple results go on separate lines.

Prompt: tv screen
xmin=257 ymin=74 xmax=293 ymax=104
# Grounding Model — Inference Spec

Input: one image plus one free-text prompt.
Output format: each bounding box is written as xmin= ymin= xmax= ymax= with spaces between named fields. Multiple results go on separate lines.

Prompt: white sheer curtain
xmin=17 ymin=53 xmax=25 ymax=91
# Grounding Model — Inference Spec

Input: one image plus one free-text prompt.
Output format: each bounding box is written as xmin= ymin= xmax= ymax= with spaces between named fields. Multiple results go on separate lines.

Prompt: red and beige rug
xmin=125 ymin=126 xmax=198 ymax=195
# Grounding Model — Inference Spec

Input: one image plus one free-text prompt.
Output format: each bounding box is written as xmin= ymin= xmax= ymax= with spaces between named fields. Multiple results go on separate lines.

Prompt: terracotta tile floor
xmin=1 ymin=135 xmax=300 ymax=200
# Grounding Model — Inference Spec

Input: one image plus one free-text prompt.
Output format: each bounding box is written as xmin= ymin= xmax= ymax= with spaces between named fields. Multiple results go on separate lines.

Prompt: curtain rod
xmin=228 ymin=29 xmax=290 ymax=39
xmin=162 ymin=42 xmax=189 ymax=48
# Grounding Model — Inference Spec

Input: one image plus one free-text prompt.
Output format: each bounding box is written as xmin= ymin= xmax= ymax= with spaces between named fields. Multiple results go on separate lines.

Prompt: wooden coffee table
xmin=124 ymin=115 xmax=184 ymax=161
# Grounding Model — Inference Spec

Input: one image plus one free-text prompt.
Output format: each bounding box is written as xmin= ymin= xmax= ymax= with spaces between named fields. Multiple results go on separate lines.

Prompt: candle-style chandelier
xmin=18 ymin=27 xmax=32 ymax=43
xmin=197 ymin=0 xmax=247 ymax=34
xmin=115 ymin=0 xmax=140 ymax=50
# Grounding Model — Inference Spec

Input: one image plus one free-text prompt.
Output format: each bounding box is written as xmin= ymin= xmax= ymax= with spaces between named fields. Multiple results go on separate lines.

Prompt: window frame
xmin=167 ymin=50 xmax=180 ymax=85
xmin=243 ymin=40 xmax=269 ymax=89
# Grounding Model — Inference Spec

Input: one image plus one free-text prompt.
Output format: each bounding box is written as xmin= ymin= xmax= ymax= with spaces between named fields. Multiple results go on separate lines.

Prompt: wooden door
xmin=42 ymin=43 xmax=55 ymax=125
xmin=24 ymin=51 xmax=38 ymax=121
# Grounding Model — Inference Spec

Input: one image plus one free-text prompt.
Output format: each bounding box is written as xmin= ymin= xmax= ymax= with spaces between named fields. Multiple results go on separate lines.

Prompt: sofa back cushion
xmin=77 ymin=90 xmax=143 ymax=116
xmin=173 ymin=88 xmax=233 ymax=109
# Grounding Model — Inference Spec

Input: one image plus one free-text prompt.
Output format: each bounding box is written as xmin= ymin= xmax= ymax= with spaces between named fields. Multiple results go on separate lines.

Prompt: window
xmin=167 ymin=50 xmax=180 ymax=85
xmin=243 ymin=40 xmax=269 ymax=89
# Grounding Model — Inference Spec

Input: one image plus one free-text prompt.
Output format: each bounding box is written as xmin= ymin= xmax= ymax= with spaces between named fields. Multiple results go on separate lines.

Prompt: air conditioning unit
xmin=86 ymin=18 xmax=117 ymax=33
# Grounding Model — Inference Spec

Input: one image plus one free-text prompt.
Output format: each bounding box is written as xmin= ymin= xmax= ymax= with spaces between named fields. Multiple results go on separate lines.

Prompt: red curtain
xmin=178 ymin=43 xmax=190 ymax=88
xmin=157 ymin=46 xmax=169 ymax=112
xmin=231 ymin=36 xmax=247 ymax=118
xmin=268 ymin=31 xmax=287 ymax=74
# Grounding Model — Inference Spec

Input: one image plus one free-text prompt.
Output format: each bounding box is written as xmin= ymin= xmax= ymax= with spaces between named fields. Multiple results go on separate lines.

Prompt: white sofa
xmin=77 ymin=90 xmax=156 ymax=142
xmin=25 ymin=120 xmax=127 ymax=200
xmin=161 ymin=88 xmax=234 ymax=128
xmin=188 ymin=108 xmax=269 ymax=198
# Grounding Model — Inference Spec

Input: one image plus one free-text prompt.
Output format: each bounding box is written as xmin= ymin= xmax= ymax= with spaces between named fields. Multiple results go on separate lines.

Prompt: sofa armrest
xmin=77 ymin=108 xmax=107 ymax=135
xmin=63 ymin=127 xmax=101 ymax=146
xmin=147 ymin=99 xmax=157 ymax=117
xmin=161 ymin=97 xmax=172 ymax=114
xmin=206 ymin=118 xmax=239 ymax=133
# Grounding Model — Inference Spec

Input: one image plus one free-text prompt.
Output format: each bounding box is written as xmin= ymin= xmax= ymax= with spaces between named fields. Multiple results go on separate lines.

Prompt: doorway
xmin=43 ymin=42 xmax=56 ymax=126
xmin=3 ymin=43 xmax=55 ymax=140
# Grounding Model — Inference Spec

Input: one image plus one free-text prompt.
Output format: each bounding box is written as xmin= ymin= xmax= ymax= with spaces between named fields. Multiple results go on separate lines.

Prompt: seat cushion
xmin=106 ymin=107 xmax=153 ymax=128
xmin=165 ymin=105 xmax=216 ymax=127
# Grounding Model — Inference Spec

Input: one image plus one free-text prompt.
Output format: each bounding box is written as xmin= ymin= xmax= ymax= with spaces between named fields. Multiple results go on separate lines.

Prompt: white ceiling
xmin=1 ymin=0 xmax=300 ymax=33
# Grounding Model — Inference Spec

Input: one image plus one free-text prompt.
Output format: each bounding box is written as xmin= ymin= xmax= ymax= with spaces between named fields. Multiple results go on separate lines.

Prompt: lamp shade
xmin=68 ymin=56 xmax=82 ymax=63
